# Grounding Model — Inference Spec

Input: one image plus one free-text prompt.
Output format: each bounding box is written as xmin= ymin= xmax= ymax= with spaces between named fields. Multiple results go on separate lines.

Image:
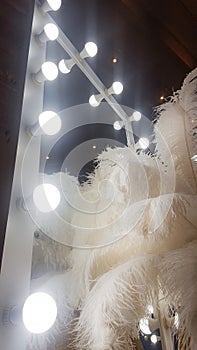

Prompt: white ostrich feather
xmin=85 ymin=193 xmax=197 ymax=289
xmin=31 ymin=232 xmax=71 ymax=278
xmin=75 ymin=255 xmax=157 ymax=350
xmin=158 ymin=239 xmax=197 ymax=350
xmin=154 ymin=68 xmax=197 ymax=194
xmin=29 ymin=68 xmax=197 ymax=349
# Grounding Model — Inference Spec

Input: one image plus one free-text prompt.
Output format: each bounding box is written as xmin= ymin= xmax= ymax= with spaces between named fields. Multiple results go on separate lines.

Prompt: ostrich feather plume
xmin=30 ymin=68 xmax=197 ymax=349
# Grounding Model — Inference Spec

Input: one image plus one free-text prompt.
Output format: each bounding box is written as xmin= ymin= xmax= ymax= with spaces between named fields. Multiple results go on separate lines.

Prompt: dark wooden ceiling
xmin=0 ymin=0 xmax=197 ymax=265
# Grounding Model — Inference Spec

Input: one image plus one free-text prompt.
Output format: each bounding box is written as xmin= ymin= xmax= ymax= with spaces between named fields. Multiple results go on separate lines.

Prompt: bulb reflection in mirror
xmin=33 ymin=184 xmax=60 ymax=213
xmin=22 ymin=292 xmax=57 ymax=333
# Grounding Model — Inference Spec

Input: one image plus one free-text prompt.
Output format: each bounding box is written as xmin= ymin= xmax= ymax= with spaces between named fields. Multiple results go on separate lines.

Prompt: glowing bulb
xmin=40 ymin=23 xmax=59 ymax=42
xmin=41 ymin=0 xmax=61 ymax=12
xmin=33 ymin=62 xmax=58 ymax=83
xmin=42 ymin=62 xmax=58 ymax=81
xmin=58 ymin=58 xmax=75 ymax=74
xmin=108 ymin=81 xmax=123 ymax=95
xmin=133 ymin=111 xmax=141 ymax=121
xmin=139 ymin=318 xmax=152 ymax=335
xmin=160 ymin=95 xmax=164 ymax=101
xmin=39 ymin=111 xmax=61 ymax=135
xmin=33 ymin=184 xmax=60 ymax=213
xmin=112 ymin=81 xmax=123 ymax=94
xmin=150 ymin=335 xmax=158 ymax=344
xmin=113 ymin=120 xmax=124 ymax=130
xmin=112 ymin=58 xmax=118 ymax=63
xmin=139 ymin=137 xmax=149 ymax=150
xmin=80 ymin=42 xmax=98 ymax=58
xmin=22 ymin=293 xmax=57 ymax=334
xmin=92 ymin=145 xmax=96 ymax=149
xmin=89 ymin=94 xmax=101 ymax=107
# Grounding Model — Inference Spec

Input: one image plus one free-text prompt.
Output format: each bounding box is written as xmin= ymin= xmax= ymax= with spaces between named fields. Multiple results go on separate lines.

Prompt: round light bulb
xmin=41 ymin=62 xmax=58 ymax=81
xmin=46 ymin=0 xmax=61 ymax=11
xmin=112 ymin=81 xmax=123 ymax=95
xmin=84 ymin=42 xmax=98 ymax=57
xmin=113 ymin=120 xmax=123 ymax=130
xmin=139 ymin=318 xmax=152 ymax=335
xmin=89 ymin=95 xmax=100 ymax=107
xmin=22 ymin=292 xmax=57 ymax=334
xmin=150 ymin=335 xmax=158 ymax=344
xmin=39 ymin=111 xmax=61 ymax=135
xmin=58 ymin=59 xmax=70 ymax=74
xmin=139 ymin=137 xmax=149 ymax=150
xmin=33 ymin=184 xmax=60 ymax=213
xmin=133 ymin=111 xmax=141 ymax=121
xmin=44 ymin=23 xmax=59 ymax=41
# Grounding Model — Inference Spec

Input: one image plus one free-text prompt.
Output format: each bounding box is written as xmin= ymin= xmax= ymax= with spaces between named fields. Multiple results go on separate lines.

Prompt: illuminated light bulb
xmin=41 ymin=0 xmax=61 ymax=12
xmin=80 ymin=42 xmax=98 ymax=59
xmin=33 ymin=184 xmax=60 ymax=213
xmin=113 ymin=120 xmax=124 ymax=130
xmin=139 ymin=318 xmax=152 ymax=335
xmin=132 ymin=111 xmax=141 ymax=121
xmin=150 ymin=335 xmax=158 ymax=344
xmin=39 ymin=111 xmax=61 ymax=135
xmin=27 ymin=111 xmax=61 ymax=137
xmin=160 ymin=95 xmax=164 ymax=101
xmin=89 ymin=93 xmax=103 ymax=107
xmin=139 ymin=137 xmax=149 ymax=150
xmin=58 ymin=58 xmax=75 ymax=74
xmin=37 ymin=23 xmax=59 ymax=43
xmin=92 ymin=145 xmax=97 ymax=149
xmin=108 ymin=81 xmax=123 ymax=95
xmin=89 ymin=81 xmax=123 ymax=107
xmin=33 ymin=62 xmax=58 ymax=83
xmin=22 ymin=293 xmax=57 ymax=334
xmin=112 ymin=58 xmax=118 ymax=63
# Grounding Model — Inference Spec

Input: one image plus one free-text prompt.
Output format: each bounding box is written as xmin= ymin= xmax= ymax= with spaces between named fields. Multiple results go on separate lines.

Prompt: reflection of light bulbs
xmin=80 ymin=42 xmax=98 ymax=58
xmin=133 ymin=111 xmax=141 ymax=121
xmin=150 ymin=335 xmax=158 ymax=344
xmin=113 ymin=120 xmax=124 ymax=130
xmin=38 ymin=23 xmax=59 ymax=43
xmin=139 ymin=137 xmax=149 ymax=150
xmin=39 ymin=111 xmax=61 ymax=135
xmin=41 ymin=0 xmax=61 ymax=12
xmin=33 ymin=184 xmax=60 ymax=213
xmin=22 ymin=293 xmax=57 ymax=334
xmin=139 ymin=318 xmax=152 ymax=335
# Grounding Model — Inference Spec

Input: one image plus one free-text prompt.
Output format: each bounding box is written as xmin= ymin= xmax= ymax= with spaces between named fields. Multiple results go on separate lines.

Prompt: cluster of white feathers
xmin=29 ymin=68 xmax=197 ymax=350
